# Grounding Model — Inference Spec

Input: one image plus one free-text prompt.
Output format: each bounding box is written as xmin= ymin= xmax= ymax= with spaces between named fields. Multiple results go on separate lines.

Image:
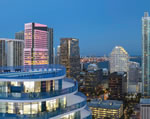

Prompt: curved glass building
xmin=0 ymin=65 xmax=92 ymax=119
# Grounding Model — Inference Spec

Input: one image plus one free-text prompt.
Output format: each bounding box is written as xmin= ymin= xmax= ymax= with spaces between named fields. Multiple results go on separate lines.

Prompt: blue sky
xmin=0 ymin=0 xmax=149 ymax=56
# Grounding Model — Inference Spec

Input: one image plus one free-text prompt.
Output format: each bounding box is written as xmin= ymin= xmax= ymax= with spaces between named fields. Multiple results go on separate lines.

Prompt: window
xmin=24 ymin=103 xmax=31 ymax=114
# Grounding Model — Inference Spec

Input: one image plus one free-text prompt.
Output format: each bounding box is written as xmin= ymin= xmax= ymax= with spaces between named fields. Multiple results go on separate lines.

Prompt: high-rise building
xmin=56 ymin=45 xmax=60 ymax=64
xmin=0 ymin=38 xmax=24 ymax=67
xmin=83 ymin=63 xmax=103 ymax=98
xmin=0 ymin=40 xmax=6 ymax=67
xmin=110 ymin=46 xmax=129 ymax=73
xmin=128 ymin=61 xmax=141 ymax=93
xmin=142 ymin=12 xmax=150 ymax=96
xmin=48 ymin=28 xmax=54 ymax=64
xmin=128 ymin=61 xmax=140 ymax=84
xmin=24 ymin=23 xmax=54 ymax=65
xmin=108 ymin=72 xmax=127 ymax=100
xmin=15 ymin=31 xmax=24 ymax=40
xmin=53 ymin=47 xmax=55 ymax=64
xmin=0 ymin=65 xmax=92 ymax=119
xmin=88 ymin=99 xmax=123 ymax=119
xmin=140 ymin=98 xmax=150 ymax=119
xmin=60 ymin=38 xmax=80 ymax=80
xmin=7 ymin=39 xmax=24 ymax=66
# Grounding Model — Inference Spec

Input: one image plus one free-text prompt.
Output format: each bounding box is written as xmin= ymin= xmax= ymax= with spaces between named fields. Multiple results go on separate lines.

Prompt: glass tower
xmin=60 ymin=38 xmax=80 ymax=80
xmin=142 ymin=12 xmax=150 ymax=96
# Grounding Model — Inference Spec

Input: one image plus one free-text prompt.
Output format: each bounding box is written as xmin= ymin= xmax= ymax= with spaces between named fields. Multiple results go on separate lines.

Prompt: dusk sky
xmin=0 ymin=0 xmax=149 ymax=56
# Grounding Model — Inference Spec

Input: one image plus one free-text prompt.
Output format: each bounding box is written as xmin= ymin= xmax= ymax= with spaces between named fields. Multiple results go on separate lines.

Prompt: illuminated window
xmin=35 ymin=82 xmax=41 ymax=92
xmin=32 ymin=102 xmax=38 ymax=114
xmin=8 ymin=102 xmax=14 ymax=114
xmin=11 ymin=82 xmax=21 ymax=86
xmin=46 ymin=99 xmax=59 ymax=111
xmin=24 ymin=103 xmax=31 ymax=114
xmin=24 ymin=82 xmax=34 ymax=93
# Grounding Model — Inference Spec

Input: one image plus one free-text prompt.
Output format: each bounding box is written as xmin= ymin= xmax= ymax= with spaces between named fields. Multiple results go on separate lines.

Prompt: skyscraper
xmin=56 ymin=45 xmax=60 ymax=64
xmin=128 ymin=61 xmax=141 ymax=93
xmin=128 ymin=61 xmax=140 ymax=84
xmin=24 ymin=23 xmax=53 ymax=65
xmin=83 ymin=63 xmax=103 ymax=98
xmin=0 ymin=38 xmax=24 ymax=67
xmin=0 ymin=40 xmax=6 ymax=67
xmin=15 ymin=31 xmax=24 ymax=40
xmin=60 ymin=38 xmax=80 ymax=80
xmin=109 ymin=72 xmax=127 ymax=100
xmin=140 ymin=98 xmax=150 ymax=119
xmin=142 ymin=12 xmax=150 ymax=96
xmin=48 ymin=28 xmax=54 ymax=64
xmin=110 ymin=46 xmax=129 ymax=73
xmin=7 ymin=39 xmax=24 ymax=66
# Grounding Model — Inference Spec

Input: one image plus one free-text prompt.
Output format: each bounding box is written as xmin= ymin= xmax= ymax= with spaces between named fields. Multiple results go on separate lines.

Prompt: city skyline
xmin=0 ymin=0 xmax=150 ymax=56
xmin=0 ymin=1 xmax=147 ymax=118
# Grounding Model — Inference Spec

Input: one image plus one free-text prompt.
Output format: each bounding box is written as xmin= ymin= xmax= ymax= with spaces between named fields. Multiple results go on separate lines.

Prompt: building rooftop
xmin=87 ymin=63 xmax=99 ymax=71
xmin=0 ymin=65 xmax=65 ymax=80
xmin=111 ymin=46 xmax=128 ymax=55
xmin=0 ymin=38 xmax=24 ymax=42
xmin=88 ymin=99 xmax=123 ymax=109
xmin=140 ymin=98 xmax=150 ymax=104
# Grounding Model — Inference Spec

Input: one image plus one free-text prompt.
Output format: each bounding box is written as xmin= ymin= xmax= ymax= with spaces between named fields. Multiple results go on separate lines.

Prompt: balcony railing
xmin=0 ymin=65 xmax=66 ymax=79
xmin=83 ymin=106 xmax=92 ymax=119
xmin=0 ymin=79 xmax=77 ymax=100
xmin=0 ymin=92 xmax=87 ymax=119
xmin=84 ymin=115 xmax=92 ymax=119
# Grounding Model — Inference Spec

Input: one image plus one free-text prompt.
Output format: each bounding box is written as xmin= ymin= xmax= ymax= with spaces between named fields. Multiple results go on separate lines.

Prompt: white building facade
xmin=0 ymin=38 xmax=24 ymax=67
xmin=110 ymin=46 xmax=129 ymax=73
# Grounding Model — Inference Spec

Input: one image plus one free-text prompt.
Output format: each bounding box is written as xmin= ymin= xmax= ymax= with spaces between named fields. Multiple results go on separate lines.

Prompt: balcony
xmin=0 ymin=93 xmax=87 ymax=119
xmin=81 ymin=106 xmax=92 ymax=119
xmin=0 ymin=65 xmax=66 ymax=80
xmin=0 ymin=79 xmax=77 ymax=101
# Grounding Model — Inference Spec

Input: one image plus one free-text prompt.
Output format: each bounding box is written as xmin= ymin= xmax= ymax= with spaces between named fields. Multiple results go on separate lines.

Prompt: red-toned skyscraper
xmin=24 ymin=23 xmax=53 ymax=65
